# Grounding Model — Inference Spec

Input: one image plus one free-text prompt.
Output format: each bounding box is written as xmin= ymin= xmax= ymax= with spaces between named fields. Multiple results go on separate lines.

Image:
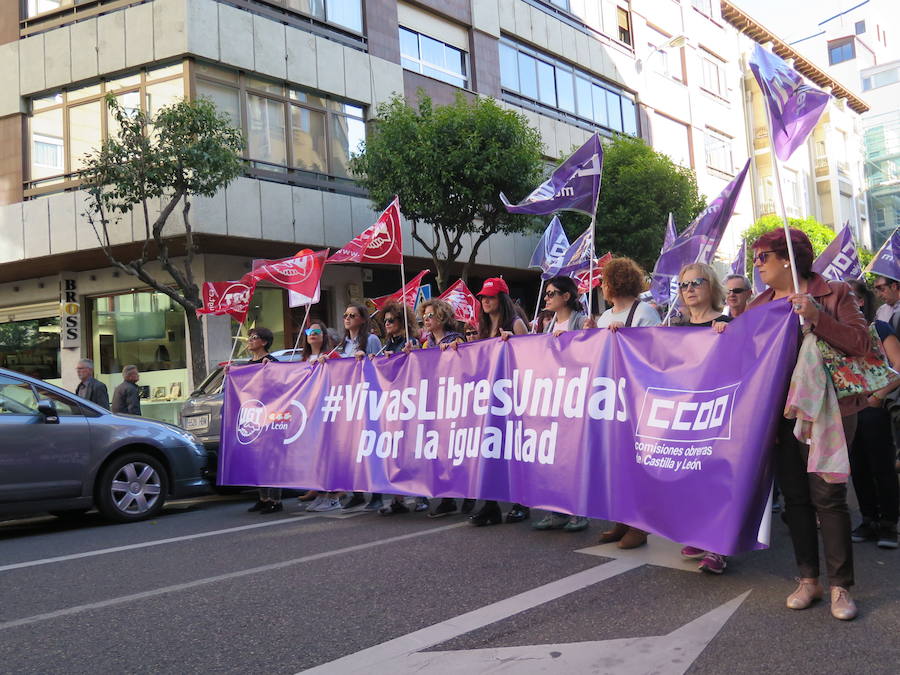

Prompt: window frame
xmin=828 ymin=37 xmax=856 ymax=66
xmin=616 ymin=7 xmax=632 ymax=47
xmin=699 ymin=50 xmax=727 ymax=100
xmin=498 ymin=37 xmax=639 ymax=137
xmin=398 ymin=26 xmax=470 ymax=89
xmin=704 ymin=127 xmax=734 ymax=177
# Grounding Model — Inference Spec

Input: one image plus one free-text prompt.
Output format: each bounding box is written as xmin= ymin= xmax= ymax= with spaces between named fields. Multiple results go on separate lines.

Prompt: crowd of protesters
xmin=234 ymin=228 xmax=899 ymax=623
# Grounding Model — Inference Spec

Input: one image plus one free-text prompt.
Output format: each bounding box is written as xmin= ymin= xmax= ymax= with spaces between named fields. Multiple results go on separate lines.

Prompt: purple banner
xmin=501 ymin=134 xmax=602 ymax=216
xmin=812 ymin=224 xmax=862 ymax=281
xmin=749 ymin=44 xmax=830 ymax=162
xmin=867 ymin=228 xmax=900 ymax=281
xmin=221 ymin=303 xmax=798 ymax=555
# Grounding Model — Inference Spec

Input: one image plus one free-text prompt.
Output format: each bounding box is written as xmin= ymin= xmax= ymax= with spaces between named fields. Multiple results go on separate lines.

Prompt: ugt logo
xmin=635 ymin=383 xmax=739 ymax=443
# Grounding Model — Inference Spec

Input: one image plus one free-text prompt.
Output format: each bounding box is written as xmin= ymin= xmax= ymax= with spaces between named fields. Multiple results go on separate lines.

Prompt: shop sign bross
xmin=60 ymin=275 xmax=80 ymax=348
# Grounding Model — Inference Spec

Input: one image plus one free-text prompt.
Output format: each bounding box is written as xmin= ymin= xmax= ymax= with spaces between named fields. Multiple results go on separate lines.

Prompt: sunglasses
xmin=423 ymin=313 xmax=435 ymax=320
xmin=727 ymin=287 xmax=749 ymax=295
xmin=384 ymin=317 xmax=397 ymax=324
xmin=343 ymin=313 xmax=359 ymax=319
xmin=754 ymin=250 xmax=776 ymax=265
xmin=465 ymin=330 xmax=478 ymax=337
xmin=248 ymin=334 xmax=261 ymax=340
xmin=304 ymin=328 xmax=323 ymax=336
xmin=543 ymin=289 xmax=562 ymax=299
xmin=678 ymin=278 xmax=708 ymax=290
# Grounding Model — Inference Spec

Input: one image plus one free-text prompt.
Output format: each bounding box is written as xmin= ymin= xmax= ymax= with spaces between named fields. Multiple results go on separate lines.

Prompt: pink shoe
xmin=698 ymin=552 xmax=727 ymax=574
xmin=681 ymin=545 xmax=705 ymax=560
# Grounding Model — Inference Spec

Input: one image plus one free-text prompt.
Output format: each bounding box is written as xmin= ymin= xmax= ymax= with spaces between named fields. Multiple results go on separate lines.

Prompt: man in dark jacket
xmin=75 ymin=358 xmax=109 ymax=410
xmin=111 ymin=365 xmax=141 ymax=415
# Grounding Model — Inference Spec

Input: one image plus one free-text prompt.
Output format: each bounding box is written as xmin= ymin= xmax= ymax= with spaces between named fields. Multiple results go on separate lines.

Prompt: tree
xmin=581 ymin=135 xmax=706 ymax=272
xmin=80 ymin=95 xmax=244 ymax=384
xmin=350 ymin=93 xmax=544 ymax=291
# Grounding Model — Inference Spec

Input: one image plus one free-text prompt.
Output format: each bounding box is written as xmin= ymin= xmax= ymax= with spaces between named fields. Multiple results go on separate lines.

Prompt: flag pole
xmin=399 ymin=258 xmax=410 ymax=346
xmin=226 ymin=320 xmax=243 ymax=366
xmin=531 ymin=278 xmax=545 ymax=332
xmin=768 ymin=148 xmax=802 ymax=295
xmin=292 ymin=303 xmax=313 ymax=353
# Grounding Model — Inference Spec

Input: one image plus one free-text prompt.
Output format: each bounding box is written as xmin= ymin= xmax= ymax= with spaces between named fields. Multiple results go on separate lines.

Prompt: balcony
xmin=753 ymin=127 xmax=769 ymax=151
xmin=815 ymin=157 xmax=830 ymax=177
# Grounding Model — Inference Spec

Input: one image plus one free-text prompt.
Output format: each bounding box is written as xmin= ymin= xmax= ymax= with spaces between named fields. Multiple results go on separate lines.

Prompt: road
xmin=0 ymin=494 xmax=897 ymax=674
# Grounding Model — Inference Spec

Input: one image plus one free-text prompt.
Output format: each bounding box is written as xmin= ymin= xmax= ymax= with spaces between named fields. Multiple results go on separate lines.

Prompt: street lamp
xmin=635 ymin=34 xmax=689 ymax=74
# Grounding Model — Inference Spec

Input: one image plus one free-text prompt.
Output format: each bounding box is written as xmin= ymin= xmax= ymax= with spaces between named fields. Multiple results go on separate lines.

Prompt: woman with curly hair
xmin=594 ymin=257 xmax=659 ymax=549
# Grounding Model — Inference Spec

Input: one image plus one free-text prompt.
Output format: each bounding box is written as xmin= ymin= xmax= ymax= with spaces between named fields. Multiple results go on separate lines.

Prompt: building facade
xmin=0 ymin=0 xmax=871 ymax=421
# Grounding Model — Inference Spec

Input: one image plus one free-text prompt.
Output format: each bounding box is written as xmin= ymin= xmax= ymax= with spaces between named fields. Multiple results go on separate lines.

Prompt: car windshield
xmin=193 ymin=367 xmax=226 ymax=396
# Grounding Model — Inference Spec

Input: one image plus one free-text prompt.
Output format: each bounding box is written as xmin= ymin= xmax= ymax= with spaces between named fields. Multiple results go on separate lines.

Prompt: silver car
xmin=0 ymin=368 xmax=209 ymax=522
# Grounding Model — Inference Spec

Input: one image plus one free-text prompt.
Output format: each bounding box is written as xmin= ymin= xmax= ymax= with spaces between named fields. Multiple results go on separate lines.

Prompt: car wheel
xmin=96 ymin=453 xmax=168 ymax=522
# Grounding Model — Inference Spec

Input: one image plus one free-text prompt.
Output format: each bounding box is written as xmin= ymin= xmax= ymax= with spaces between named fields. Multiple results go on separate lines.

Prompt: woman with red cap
xmin=468 ymin=278 xmax=531 ymax=526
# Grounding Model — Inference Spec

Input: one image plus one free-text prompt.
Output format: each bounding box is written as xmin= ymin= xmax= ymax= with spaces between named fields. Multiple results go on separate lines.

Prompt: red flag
xmin=574 ymin=252 xmax=613 ymax=295
xmin=372 ymin=269 xmax=429 ymax=310
xmin=248 ymin=249 xmax=328 ymax=299
xmin=196 ymin=279 xmax=257 ymax=323
xmin=253 ymin=249 xmax=322 ymax=306
xmin=327 ymin=196 xmax=403 ymax=265
xmin=438 ymin=279 xmax=480 ymax=326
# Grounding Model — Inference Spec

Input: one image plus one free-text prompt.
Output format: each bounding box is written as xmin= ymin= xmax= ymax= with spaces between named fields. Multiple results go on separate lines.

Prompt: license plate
xmin=184 ymin=414 xmax=210 ymax=431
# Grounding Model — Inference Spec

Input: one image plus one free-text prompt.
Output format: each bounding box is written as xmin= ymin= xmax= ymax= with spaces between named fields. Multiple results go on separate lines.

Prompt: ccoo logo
xmin=635 ymin=383 xmax=739 ymax=443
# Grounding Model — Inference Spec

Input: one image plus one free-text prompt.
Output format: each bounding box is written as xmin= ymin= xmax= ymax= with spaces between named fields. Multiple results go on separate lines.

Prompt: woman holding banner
xmin=338 ymin=304 xmax=385 ymax=513
xmin=595 ymin=258 xmax=659 ymax=549
xmin=531 ymin=275 xmax=592 ymax=533
xmin=748 ymin=227 xmax=869 ymax=620
xmin=468 ymin=278 xmax=531 ymax=527
xmin=415 ymin=299 xmax=464 ymax=517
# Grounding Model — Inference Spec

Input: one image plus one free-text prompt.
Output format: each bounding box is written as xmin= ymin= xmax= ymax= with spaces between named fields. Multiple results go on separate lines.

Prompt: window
xmin=549 ymin=0 xmax=570 ymax=9
xmin=647 ymin=27 xmax=684 ymax=80
xmin=399 ymin=27 xmax=468 ymax=88
xmin=194 ymin=65 xmax=367 ymax=179
xmin=855 ymin=20 xmax=866 ymax=35
xmin=654 ymin=115 xmax=692 ymax=168
xmin=25 ymin=0 xmax=74 ymax=17
xmin=782 ymin=168 xmax=801 ymax=217
xmin=275 ymin=0 xmax=363 ymax=33
xmin=692 ymin=0 xmax=712 ymax=15
xmin=0 ymin=376 xmax=38 ymax=416
xmin=700 ymin=51 xmax=726 ymax=99
xmin=863 ymin=67 xmax=900 ymax=91
xmin=0 ymin=316 xmax=60 ymax=381
xmin=828 ymin=38 xmax=856 ymax=65
xmin=27 ymin=63 xmax=186 ymax=185
xmin=617 ymin=7 xmax=632 ymax=46
xmin=34 ymin=387 xmax=83 ymax=417
xmin=705 ymin=128 xmax=733 ymax=175
xmin=498 ymin=38 xmax=639 ymax=136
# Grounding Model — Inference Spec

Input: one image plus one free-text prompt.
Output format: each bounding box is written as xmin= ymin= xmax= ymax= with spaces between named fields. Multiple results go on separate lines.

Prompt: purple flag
xmin=749 ymin=44 xmax=830 ymax=162
xmin=663 ymin=213 xmax=677 ymax=254
xmin=812 ymin=224 xmax=863 ymax=281
xmin=651 ymin=159 xmax=751 ymax=300
xmin=650 ymin=214 xmax=679 ymax=305
xmin=501 ymin=134 xmax=603 ymax=216
xmin=866 ymin=228 xmax=900 ymax=281
xmin=731 ymin=240 xmax=747 ymax=277
xmin=554 ymin=225 xmax=594 ymax=277
xmin=220 ymin=301 xmax=798 ymax=555
xmin=529 ymin=216 xmax=571 ymax=279
xmin=753 ymin=266 xmax=766 ymax=294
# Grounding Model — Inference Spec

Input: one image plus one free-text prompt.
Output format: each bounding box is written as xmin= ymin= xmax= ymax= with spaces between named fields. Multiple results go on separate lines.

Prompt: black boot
xmin=505 ymin=503 xmax=530 ymax=523
xmin=469 ymin=501 xmax=502 ymax=526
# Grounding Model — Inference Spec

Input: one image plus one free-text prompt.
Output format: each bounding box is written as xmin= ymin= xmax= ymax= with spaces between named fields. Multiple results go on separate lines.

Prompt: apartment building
xmin=0 ymin=0 xmax=870 ymax=419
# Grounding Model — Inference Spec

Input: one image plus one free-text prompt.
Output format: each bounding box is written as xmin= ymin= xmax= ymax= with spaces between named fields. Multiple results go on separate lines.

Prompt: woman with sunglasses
xmin=374 ymin=302 xmax=432 ymax=516
xmin=529 ymin=275 xmax=593 ymax=533
xmin=466 ymin=278 xmax=531 ymax=526
xmin=666 ymin=264 xmax=731 ymax=572
xmin=338 ymin=304 xmax=385 ymax=513
xmin=594 ymin=258 xmax=660 ymax=549
xmin=746 ymin=228 xmax=870 ymax=620
xmin=243 ymin=328 xmax=284 ymax=515
xmin=295 ymin=321 xmax=344 ymax=513
xmin=668 ymin=263 xmax=731 ymax=329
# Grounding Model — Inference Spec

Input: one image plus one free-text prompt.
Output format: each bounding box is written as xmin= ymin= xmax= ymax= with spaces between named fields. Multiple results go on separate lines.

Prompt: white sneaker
xmin=302 ymin=496 xmax=325 ymax=512
xmin=310 ymin=498 xmax=342 ymax=513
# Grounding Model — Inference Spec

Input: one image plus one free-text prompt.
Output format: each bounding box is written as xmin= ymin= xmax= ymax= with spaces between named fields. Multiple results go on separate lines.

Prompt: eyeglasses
xmin=727 ymin=287 xmax=749 ymax=295
xmin=543 ymin=289 xmax=561 ymax=299
xmin=304 ymin=328 xmax=323 ymax=336
xmin=343 ymin=313 xmax=359 ymax=320
xmin=678 ymin=278 xmax=708 ymax=290
xmin=423 ymin=313 xmax=435 ymax=320
xmin=384 ymin=317 xmax=397 ymax=325
xmin=754 ymin=250 xmax=776 ymax=265
xmin=465 ymin=330 xmax=478 ymax=337
xmin=248 ymin=334 xmax=261 ymax=340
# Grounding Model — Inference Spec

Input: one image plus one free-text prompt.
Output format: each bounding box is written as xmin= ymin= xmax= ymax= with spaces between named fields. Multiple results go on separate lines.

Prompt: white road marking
xmin=387 ymin=591 xmax=751 ymax=674
xmin=0 ymin=522 xmax=467 ymax=631
xmin=0 ymin=510 xmax=367 ymax=574
xmin=299 ymin=558 xmax=645 ymax=674
xmin=576 ymin=535 xmax=702 ymax=573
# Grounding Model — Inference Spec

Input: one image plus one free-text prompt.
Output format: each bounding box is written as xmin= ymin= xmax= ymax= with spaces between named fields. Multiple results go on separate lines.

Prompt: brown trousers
xmin=776 ymin=414 xmax=857 ymax=588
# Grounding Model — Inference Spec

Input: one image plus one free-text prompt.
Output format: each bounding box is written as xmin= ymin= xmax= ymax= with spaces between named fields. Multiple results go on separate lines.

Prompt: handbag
xmin=817 ymin=323 xmax=900 ymax=399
